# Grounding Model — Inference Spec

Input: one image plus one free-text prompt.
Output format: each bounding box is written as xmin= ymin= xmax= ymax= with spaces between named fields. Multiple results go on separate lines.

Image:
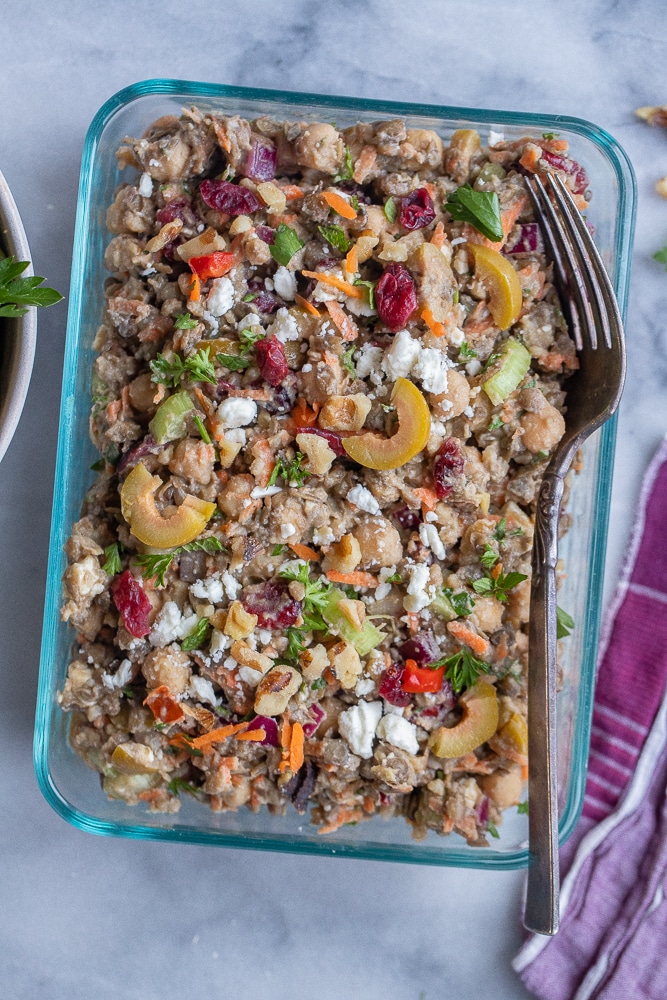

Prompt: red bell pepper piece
xmin=188 ymin=251 xmax=236 ymax=281
xmin=401 ymin=658 xmax=444 ymax=693
xmin=143 ymin=685 xmax=185 ymax=724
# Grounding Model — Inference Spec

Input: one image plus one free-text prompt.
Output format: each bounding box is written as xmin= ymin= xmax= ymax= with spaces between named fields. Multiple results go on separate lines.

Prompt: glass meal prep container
xmin=35 ymin=79 xmax=636 ymax=868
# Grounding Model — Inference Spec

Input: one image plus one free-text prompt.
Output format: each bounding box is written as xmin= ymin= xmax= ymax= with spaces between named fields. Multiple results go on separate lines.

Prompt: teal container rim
xmin=35 ymin=79 xmax=637 ymax=869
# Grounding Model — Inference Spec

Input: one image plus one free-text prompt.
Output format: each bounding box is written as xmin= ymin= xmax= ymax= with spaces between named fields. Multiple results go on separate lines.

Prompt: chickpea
xmin=294 ymin=123 xmax=344 ymax=174
xmin=470 ymin=595 xmax=504 ymax=635
xmin=520 ymin=399 xmax=565 ymax=454
xmin=352 ymin=516 xmax=403 ymax=570
xmin=142 ymin=647 xmax=191 ymax=695
xmin=480 ymin=763 xmax=524 ymax=811
xmin=430 ymin=369 xmax=471 ymax=420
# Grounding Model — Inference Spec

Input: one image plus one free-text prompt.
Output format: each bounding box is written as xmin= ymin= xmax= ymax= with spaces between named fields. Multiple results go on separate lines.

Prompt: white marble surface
xmin=1 ymin=1 xmax=667 ymax=997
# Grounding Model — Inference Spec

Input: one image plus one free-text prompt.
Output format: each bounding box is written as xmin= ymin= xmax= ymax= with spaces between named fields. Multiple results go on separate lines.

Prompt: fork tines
xmin=525 ymin=173 xmax=621 ymax=352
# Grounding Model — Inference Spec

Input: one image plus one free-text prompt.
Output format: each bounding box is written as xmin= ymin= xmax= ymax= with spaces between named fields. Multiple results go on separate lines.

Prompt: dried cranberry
xmin=392 ymin=505 xmax=421 ymax=530
xmin=540 ymin=150 xmax=589 ymax=195
xmin=111 ymin=570 xmax=152 ymax=638
xmin=379 ymin=663 xmax=412 ymax=707
xmin=399 ymin=631 xmax=440 ymax=666
xmin=257 ymin=377 xmax=298 ymax=415
xmin=156 ymin=197 xmax=199 ymax=228
xmin=477 ymin=795 xmax=490 ymax=826
xmin=375 ymin=263 xmax=418 ymax=331
xmin=241 ymin=580 xmax=302 ymax=629
xmin=399 ymin=187 xmax=436 ymax=231
xmin=255 ymin=225 xmax=275 ymax=244
xmin=433 ymin=438 xmax=465 ymax=499
xmin=199 ymin=179 xmax=262 ymax=216
xmin=255 ymin=337 xmax=289 ymax=387
xmin=243 ymin=138 xmax=278 ymax=182
xmin=296 ymin=427 xmax=346 ymax=456
xmin=248 ymin=278 xmax=280 ymax=313
xmin=503 ymin=223 xmax=543 ymax=255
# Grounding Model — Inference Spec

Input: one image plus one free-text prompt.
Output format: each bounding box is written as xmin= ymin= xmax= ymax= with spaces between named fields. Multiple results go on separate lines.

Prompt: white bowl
xmin=0 ymin=169 xmax=37 ymax=464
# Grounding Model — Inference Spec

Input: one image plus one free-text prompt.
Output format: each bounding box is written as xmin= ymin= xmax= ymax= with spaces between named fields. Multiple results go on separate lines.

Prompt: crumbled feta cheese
xmin=224 ymin=428 xmax=247 ymax=445
xmin=419 ymin=522 xmax=447 ymax=560
xmin=450 ymin=236 xmax=467 ymax=247
xmin=376 ymin=714 xmax=419 ymax=754
xmin=257 ymin=629 xmax=272 ymax=645
xmin=374 ymin=582 xmax=392 ymax=600
xmin=264 ymin=277 xmax=274 ymax=291
xmin=269 ymin=307 xmax=300 ymax=342
xmin=220 ymin=571 xmax=241 ymax=601
xmin=138 ymin=172 xmax=153 ymax=198
xmin=281 ymin=523 xmax=297 ymax=539
xmin=313 ymin=525 xmax=335 ymax=546
xmin=448 ymin=326 xmax=465 ymax=347
xmin=381 ymin=329 xmax=421 ymax=380
xmin=338 ymin=700 xmax=383 ymax=758
xmin=404 ymin=562 xmax=434 ymax=613
xmin=217 ymin=397 xmax=257 ymax=428
xmin=347 ymin=294 xmax=376 ymax=318
xmin=347 ymin=484 xmax=381 ymax=516
xmin=301 ymin=363 xmax=313 ymax=373
xmin=223 ymin=656 xmax=238 ymax=672
xmin=237 ymin=312 xmax=262 ymax=332
xmin=207 ymin=277 xmax=235 ymax=317
xmin=382 ymin=699 xmax=405 ymax=716
xmin=488 ymin=129 xmax=504 ymax=147
xmin=190 ymin=574 xmax=224 ymax=604
xmin=238 ymin=665 xmax=264 ymax=687
xmin=201 ymin=310 xmax=219 ymax=334
xmin=150 ymin=603 xmax=198 ymax=647
xmin=188 ymin=675 xmax=218 ymax=706
xmin=149 ymin=158 xmax=160 ymax=168
xmin=379 ymin=565 xmax=397 ymax=583
xmin=355 ymin=677 xmax=376 ymax=697
xmin=466 ymin=359 xmax=482 ymax=377
xmin=425 ymin=511 xmax=438 ymax=523
xmin=412 ymin=347 xmax=451 ymax=395
xmin=311 ymin=269 xmax=343 ymax=302
xmin=355 ymin=344 xmax=384 ymax=379
xmin=251 ymin=485 xmax=282 ymax=499
xmin=463 ymin=405 xmax=474 ymax=417
xmin=70 ymin=555 xmax=107 ymax=601
xmin=101 ymin=658 xmax=133 ymax=691
xmin=209 ymin=629 xmax=231 ymax=660
xmin=273 ymin=266 xmax=297 ymax=301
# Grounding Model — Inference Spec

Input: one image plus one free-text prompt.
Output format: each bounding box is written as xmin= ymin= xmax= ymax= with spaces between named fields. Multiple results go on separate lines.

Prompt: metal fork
xmin=522 ymin=174 xmax=626 ymax=935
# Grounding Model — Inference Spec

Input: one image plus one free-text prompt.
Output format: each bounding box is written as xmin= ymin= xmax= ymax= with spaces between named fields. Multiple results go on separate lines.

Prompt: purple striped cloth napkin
xmin=513 ymin=435 xmax=667 ymax=1000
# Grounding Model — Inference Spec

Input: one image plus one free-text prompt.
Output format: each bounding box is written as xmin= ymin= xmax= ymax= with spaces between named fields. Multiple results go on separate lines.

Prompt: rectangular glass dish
xmin=35 ymin=79 xmax=636 ymax=868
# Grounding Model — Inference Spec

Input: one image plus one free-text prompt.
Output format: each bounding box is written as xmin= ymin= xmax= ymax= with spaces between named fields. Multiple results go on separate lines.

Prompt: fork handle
xmin=524 ymin=470 xmax=563 ymax=935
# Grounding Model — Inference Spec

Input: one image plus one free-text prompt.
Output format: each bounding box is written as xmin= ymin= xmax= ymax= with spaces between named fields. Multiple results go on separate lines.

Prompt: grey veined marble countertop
xmin=2 ymin=1 xmax=667 ymax=997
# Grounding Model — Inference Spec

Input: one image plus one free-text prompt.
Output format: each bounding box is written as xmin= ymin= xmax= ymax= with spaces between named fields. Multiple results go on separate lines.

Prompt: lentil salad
xmin=57 ymin=109 xmax=585 ymax=844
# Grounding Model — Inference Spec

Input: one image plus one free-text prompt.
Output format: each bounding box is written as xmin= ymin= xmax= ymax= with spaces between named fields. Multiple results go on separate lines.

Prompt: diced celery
xmin=149 ymin=390 xmax=194 ymax=444
xmin=322 ymin=590 xmax=385 ymax=656
xmin=482 ymin=337 xmax=531 ymax=406
xmin=429 ymin=590 xmax=457 ymax=622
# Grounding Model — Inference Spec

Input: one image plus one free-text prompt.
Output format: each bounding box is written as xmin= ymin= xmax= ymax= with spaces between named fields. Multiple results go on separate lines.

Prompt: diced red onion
xmin=247 ymin=716 xmax=279 ymax=747
xmin=243 ymin=138 xmax=278 ymax=182
xmin=503 ymin=223 xmax=543 ymax=255
xmin=399 ymin=631 xmax=440 ymax=665
xmin=302 ymin=703 xmax=325 ymax=737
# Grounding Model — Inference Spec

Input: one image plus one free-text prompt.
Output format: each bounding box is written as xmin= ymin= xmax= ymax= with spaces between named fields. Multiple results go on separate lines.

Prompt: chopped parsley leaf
xmin=193 ymin=414 xmax=211 ymax=444
xmin=458 ymin=341 xmax=477 ymax=361
xmin=269 ymin=224 xmax=304 ymax=267
xmin=268 ymin=452 xmax=309 ymax=487
xmin=654 ymin=244 xmax=667 ymax=269
xmin=517 ymin=801 xmax=529 ymax=815
xmin=488 ymin=415 xmax=504 ymax=431
xmin=271 ymin=544 xmax=287 ymax=556
xmin=472 ymin=568 xmax=528 ymax=603
xmin=446 ymin=185 xmax=503 ymax=242
xmin=486 ymin=820 xmax=500 ymax=839
xmin=318 ymin=224 xmax=351 ymax=253
xmin=216 ymin=352 xmax=251 ymax=371
xmin=556 ymin=605 xmax=575 ymax=639
xmin=102 ymin=543 xmax=123 ymax=576
xmin=181 ymin=618 xmax=211 ymax=652
xmin=353 ymin=279 xmax=376 ymax=309
xmin=173 ymin=312 xmax=198 ymax=330
xmin=442 ymin=587 xmax=475 ymax=617
xmin=432 ymin=648 xmax=491 ymax=693
xmin=342 ymin=345 xmax=357 ymax=375
xmin=384 ymin=197 xmax=398 ymax=223
xmin=334 ymin=145 xmax=354 ymax=182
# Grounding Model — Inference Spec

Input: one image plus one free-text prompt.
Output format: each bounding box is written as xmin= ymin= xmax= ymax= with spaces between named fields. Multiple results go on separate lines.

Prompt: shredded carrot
xmin=190 ymin=722 xmax=249 ymax=749
xmin=326 ymin=569 xmax=378 ymax=588
xmin=463 ymin=299 xmax=494 ymax=337
xmin=447 ymin=621 xmax=490 ymax=657
xmin=235 ymin=729 xmax=266 ymax=742
xmin=105 ymin=399 xmax=121 ymax=423
xmin=192 ymin=385 xmax=215 ymax=417
xmin=325 ymin=300 xmax=359 ymax=341
xmin=345 ymin=243 xmax=359 ymax=274
xmin=424 ymin=181 xmax=436 ymax=200
xmin=291 ymin=397 xmax=321 ymax=428
xmin=288 ymin=542 xmax=321 ymax=561
xmin=407 ymin=612 xmax=420 ymax=635
xmin=413 ymin=487 xmax=438 ymax=514
xmin=189 ymin=273 xmax=201 ymax=302
xmin=521 ymin=763 xmax=529 ymax=782
xmin=539 ymin=138 xmax=569 ymax=152
xmin=420 ymin=306 xmax=446 ymax=338
xmin=294 ymin=293 xmax=321 ymax=317
xmin=491 ymin=562 xmax=503 ymax=581
xmin=249 ymin=437 xmax=274 ymax=488
xmin=322 ymin=190 xmax=357 ymax=220
xmin=430 ymin=221 xmax=445 ymax=249
xmin=318 ymin=806 xmax=363 ymax=835
xmin=494 ymin=633 xmax=509 ymax=662
xmin=519 ymin=145 xmax=542 ymax=173
xmin=278 ymin=714 xmax=293 ymax=773
xmin=301 ymin=269 xmax=363 ymax=299
xmin=280 ymin=184 xmax=304 ymax=200
xmin=289 ymin=722 xmax=305 ymax=773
